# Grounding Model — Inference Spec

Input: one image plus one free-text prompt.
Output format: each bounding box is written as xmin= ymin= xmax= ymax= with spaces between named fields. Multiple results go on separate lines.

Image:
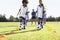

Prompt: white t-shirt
xmin=37 ymin=5 xmax=44 ymax=18
xmin=19 ymin=5 xmax=28 ymax=18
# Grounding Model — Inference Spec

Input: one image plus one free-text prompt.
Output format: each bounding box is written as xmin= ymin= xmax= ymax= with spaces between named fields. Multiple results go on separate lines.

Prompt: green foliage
xmin=0 ymin=14 xmax=60 ymax=22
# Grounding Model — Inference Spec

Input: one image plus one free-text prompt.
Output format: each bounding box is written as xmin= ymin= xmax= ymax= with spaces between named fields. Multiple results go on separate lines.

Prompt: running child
xmin=36 ymin=0 xmax=45 ymax=30
xmin=17 ymin=0 xmax=29 ymax=30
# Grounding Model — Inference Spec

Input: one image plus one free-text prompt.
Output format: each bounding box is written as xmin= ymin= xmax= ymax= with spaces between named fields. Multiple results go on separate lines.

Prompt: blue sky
xmin=0 ymin=0 xmax=60 ymax=19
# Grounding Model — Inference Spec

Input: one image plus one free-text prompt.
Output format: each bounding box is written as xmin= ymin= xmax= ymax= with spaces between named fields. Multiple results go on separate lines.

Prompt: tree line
xmin=0 ymin=15 xmax=19 ymax=22
xmin=0 ymin=14 xmax=60 ymax=22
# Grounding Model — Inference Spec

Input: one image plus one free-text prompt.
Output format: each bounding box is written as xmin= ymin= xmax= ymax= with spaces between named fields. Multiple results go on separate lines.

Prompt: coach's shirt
xmin=32 ymin=11 xmax=36 ymax=17
xmin=37 ymin=5 xmax=44 ymax=18
xmin=20 ymin=5 xmax=28 ymax=18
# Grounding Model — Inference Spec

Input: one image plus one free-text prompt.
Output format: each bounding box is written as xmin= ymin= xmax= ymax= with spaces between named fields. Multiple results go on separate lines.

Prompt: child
xmin=31 ymin=9 xmax=36 ymax=25
xmin=43 ymin=10 xmax=46 ymax=25
xmin=36 ymin=0 xmax=45 ymax=30
xmin=17 ymin=0 xmax=29 ymax=30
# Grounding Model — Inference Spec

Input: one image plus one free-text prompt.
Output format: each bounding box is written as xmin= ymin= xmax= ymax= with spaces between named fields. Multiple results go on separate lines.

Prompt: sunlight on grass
xmin=0 ymin=22 xmax=60 ymax=40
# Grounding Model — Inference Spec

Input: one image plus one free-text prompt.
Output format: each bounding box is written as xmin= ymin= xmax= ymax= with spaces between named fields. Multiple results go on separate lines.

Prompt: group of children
xmin=17 ymin=0 xmax=46 ymax=30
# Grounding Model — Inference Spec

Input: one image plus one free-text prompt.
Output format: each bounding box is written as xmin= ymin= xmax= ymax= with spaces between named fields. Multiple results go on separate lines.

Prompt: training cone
xmin=44 ymin=24 xmax=53 ymax=31
xmin=0 ymin=34 xmax=6 ymax=38
xmin=16 ymin=27 xmax=19 ymax=31
xmin=10 ymin=31 xmax=14 ymax=34
xmin=53 ymin=30 xmax=57 ymax=33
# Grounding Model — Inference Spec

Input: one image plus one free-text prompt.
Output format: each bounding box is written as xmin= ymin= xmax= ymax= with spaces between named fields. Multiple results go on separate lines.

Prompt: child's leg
xmin=38 ymin=20 xmax=40 ymax=27
xmin=37 ymin=18 xmax=41 ymax=29
xmin=26 ymin=20 xmax=28 ymax=26
xmin=44 ymin=18 xmax=46 ymax=24
xmin=37 ymin=18 xmax=43 ymax=29
xmin=42 ymin=18 xmax=46 ymax=25
xmin=19 ymin=18 xmax=23 ymax=29
xmin=25 ymin=16 xmax=28 ymax=26
xmin=41 ymin=20 xmax=43 ymax=28
xmin=23 ymin=18 xmax=26 ymax=29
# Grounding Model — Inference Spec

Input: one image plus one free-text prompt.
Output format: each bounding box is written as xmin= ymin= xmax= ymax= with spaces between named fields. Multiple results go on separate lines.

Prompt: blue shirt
xmin=32 ymin=11 xmax=36 ymax=17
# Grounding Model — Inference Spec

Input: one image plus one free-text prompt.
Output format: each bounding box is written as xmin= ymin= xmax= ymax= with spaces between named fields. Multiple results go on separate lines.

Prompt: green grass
xmin=0 ymin=22 xmax=60 ymax=40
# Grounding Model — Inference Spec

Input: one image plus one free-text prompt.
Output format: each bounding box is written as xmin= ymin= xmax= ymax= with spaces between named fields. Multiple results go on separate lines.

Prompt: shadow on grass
xmin=5 ymin=29 xmax=40 ymax=35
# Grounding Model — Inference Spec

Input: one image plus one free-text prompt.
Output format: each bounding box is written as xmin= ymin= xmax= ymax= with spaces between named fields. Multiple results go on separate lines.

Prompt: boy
xmin=36 ymin=0 xmax=45 ymax=30
xmin=17 ymin=0 xmax=29 ymax=30
xmin=31 ymin=9 xmax=36 ymax=25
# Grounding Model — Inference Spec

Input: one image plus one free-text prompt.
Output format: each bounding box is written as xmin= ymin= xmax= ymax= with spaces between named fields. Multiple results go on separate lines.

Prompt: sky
xmin=0 ymin=0 xmax=60 ymax=19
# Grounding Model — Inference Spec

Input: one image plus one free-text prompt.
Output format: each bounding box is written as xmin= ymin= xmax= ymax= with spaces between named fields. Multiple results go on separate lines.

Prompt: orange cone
xmin=53 ymin=30 xmax=57 ymax=33
xmin=10 ymin=31 xmax=14 ymax=34
xmin=0 ymin=34 xmax=6 ymax=38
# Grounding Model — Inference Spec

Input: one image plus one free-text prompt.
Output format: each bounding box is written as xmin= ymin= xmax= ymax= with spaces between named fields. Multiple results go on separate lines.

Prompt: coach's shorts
xmin=32 ymin=16 xmax=36 ymax=19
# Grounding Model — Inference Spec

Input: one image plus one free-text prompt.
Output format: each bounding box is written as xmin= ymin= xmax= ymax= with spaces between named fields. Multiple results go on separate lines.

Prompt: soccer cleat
xmin=41 ymin=25 xmax=43 ymax=29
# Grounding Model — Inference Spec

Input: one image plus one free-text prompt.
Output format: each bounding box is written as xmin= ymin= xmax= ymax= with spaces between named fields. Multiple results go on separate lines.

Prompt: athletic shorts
xmin=38 ymin=17 xmax=43 ymax=20
xmin=32 ymin=16 xmax=36 ymax=19
xmin=19 ymin=16 xmax=26 ymax=20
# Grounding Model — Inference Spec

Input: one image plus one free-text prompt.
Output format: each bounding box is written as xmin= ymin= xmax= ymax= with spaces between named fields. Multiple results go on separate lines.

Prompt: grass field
xmin=0 ymin=22 xmax=60 ymax=40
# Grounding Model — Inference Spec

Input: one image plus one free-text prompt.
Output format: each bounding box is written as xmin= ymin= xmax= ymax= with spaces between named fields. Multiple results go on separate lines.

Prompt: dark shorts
xmin=20 ymin=16 xmax=26 ymax=20
xmin=38 ymin=17 xmax=43 ymax=20
xmin=32 ymin=16 xmax=36 ymax=19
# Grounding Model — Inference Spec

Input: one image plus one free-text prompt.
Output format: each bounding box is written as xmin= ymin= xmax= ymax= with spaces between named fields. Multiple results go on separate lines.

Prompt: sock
xmin=38 ymin=21 xmax=40 ymax=26
xmin=38 ymin=21 xmax=41 ymax=28
xmin=41 ymin=21 xmax=43 ymax=28
xmin=41 ymin=21 xmax=42 ymax=25
xmin=24 ymin=20 xmax=26 ymax=29
xmin=20 ymin=19 xmax=22 ymax=29
xmin=19 ymin=22 xmax=22 ymax=29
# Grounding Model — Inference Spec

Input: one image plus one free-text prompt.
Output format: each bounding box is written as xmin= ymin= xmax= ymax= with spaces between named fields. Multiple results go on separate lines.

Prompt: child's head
xmin=22 ymin=0 xmax=28 ymax=6
xmin=39 ymin=0 xmax=43 ymax=5
xmin=32 ymin=9 xmax=34 ymax=12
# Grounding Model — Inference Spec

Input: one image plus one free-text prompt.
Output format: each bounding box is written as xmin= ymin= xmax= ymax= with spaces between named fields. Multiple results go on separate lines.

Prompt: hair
xmin=39 ymin=0 xmax=42 ymax=2
xmin=39 ymin=0 xmax=45 ymax=10
xmin=22 ymin=0 xmax=28 ymax=4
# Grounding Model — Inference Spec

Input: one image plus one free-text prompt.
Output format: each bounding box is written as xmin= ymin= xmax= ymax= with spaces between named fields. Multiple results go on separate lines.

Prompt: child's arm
xmin=36 ymin=7 xmax=38 ymax=17
xmin=17 ymin=9 xmax=21 ymax=16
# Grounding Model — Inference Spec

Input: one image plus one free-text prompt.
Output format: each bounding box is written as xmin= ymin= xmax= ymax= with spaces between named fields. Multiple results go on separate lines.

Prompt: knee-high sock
xmin=24 ymin=20 xmax=26 ymax=28
xmin=41 ymin=21 xmax=42 ymax=25
xmin=20 ymin=19 xmax=22 ymax=28
xmin=38 ymin=21 xmax=40 ymax=27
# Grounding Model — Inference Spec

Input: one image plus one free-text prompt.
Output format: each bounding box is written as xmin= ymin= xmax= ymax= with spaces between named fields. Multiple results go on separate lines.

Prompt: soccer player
xmin=36 ymin=0 xmax=45 ymax=30
xmin=31 ymin=9 xmax=36 ymax=25
xmin=17 ymin=0 xmax=29 ymax=30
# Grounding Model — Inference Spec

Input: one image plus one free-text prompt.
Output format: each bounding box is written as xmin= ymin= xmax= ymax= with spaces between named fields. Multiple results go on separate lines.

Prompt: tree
xmin=15 ymin=17 xmax=19 ymax=22
xmin=56 ymin=17 xmax=60 ymax=21
xmin=0 ymin=14 xmax=7 ymax=22
xmin=46 ymin=16 xmax=56 ymax=21
xmin=9 ymin=15 xmax=15 ymax=22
